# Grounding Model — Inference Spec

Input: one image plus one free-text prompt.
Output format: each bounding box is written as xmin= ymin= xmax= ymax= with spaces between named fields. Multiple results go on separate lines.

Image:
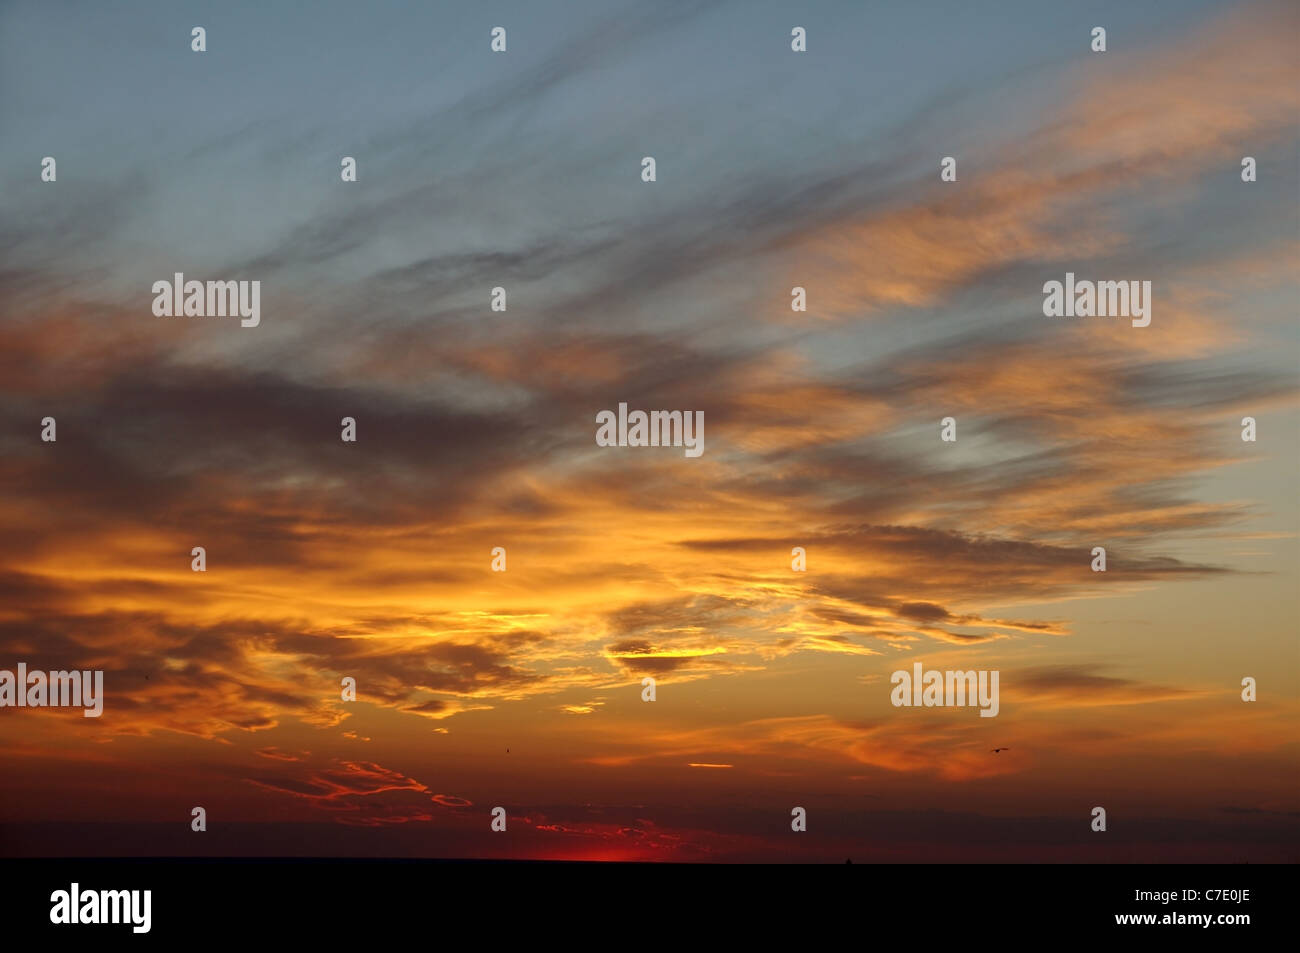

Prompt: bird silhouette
xmin=991 ymin=747 xmax=1009 ymax=753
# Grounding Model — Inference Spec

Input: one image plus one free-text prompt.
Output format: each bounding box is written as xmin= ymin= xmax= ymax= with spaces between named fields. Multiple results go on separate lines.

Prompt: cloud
xmin=1011 ymin=664 xmax=1208 ymax=709
xmin=0 ymin=0 xmax=1295 ymax=862
xmin=254 ymin=746 xmax=307 ymax=762
xmin=247 ymin=759 xmax=429 ymax=801
xmin=431 ymin=794 xmax=473 ymax=808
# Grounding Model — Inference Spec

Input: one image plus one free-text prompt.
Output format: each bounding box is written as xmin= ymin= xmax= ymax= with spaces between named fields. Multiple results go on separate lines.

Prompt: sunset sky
xmin=1 ymin=0 xmax=1297 ymax=862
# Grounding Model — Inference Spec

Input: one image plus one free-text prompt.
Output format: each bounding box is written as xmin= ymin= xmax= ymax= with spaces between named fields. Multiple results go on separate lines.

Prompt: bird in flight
xmin=991 ymin=747 xmax=1009 ymax=753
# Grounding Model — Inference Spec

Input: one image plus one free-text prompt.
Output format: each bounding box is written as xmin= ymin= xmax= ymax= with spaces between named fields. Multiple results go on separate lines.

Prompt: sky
xmin=0 ymin=0 xmax=1297 ymax=862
